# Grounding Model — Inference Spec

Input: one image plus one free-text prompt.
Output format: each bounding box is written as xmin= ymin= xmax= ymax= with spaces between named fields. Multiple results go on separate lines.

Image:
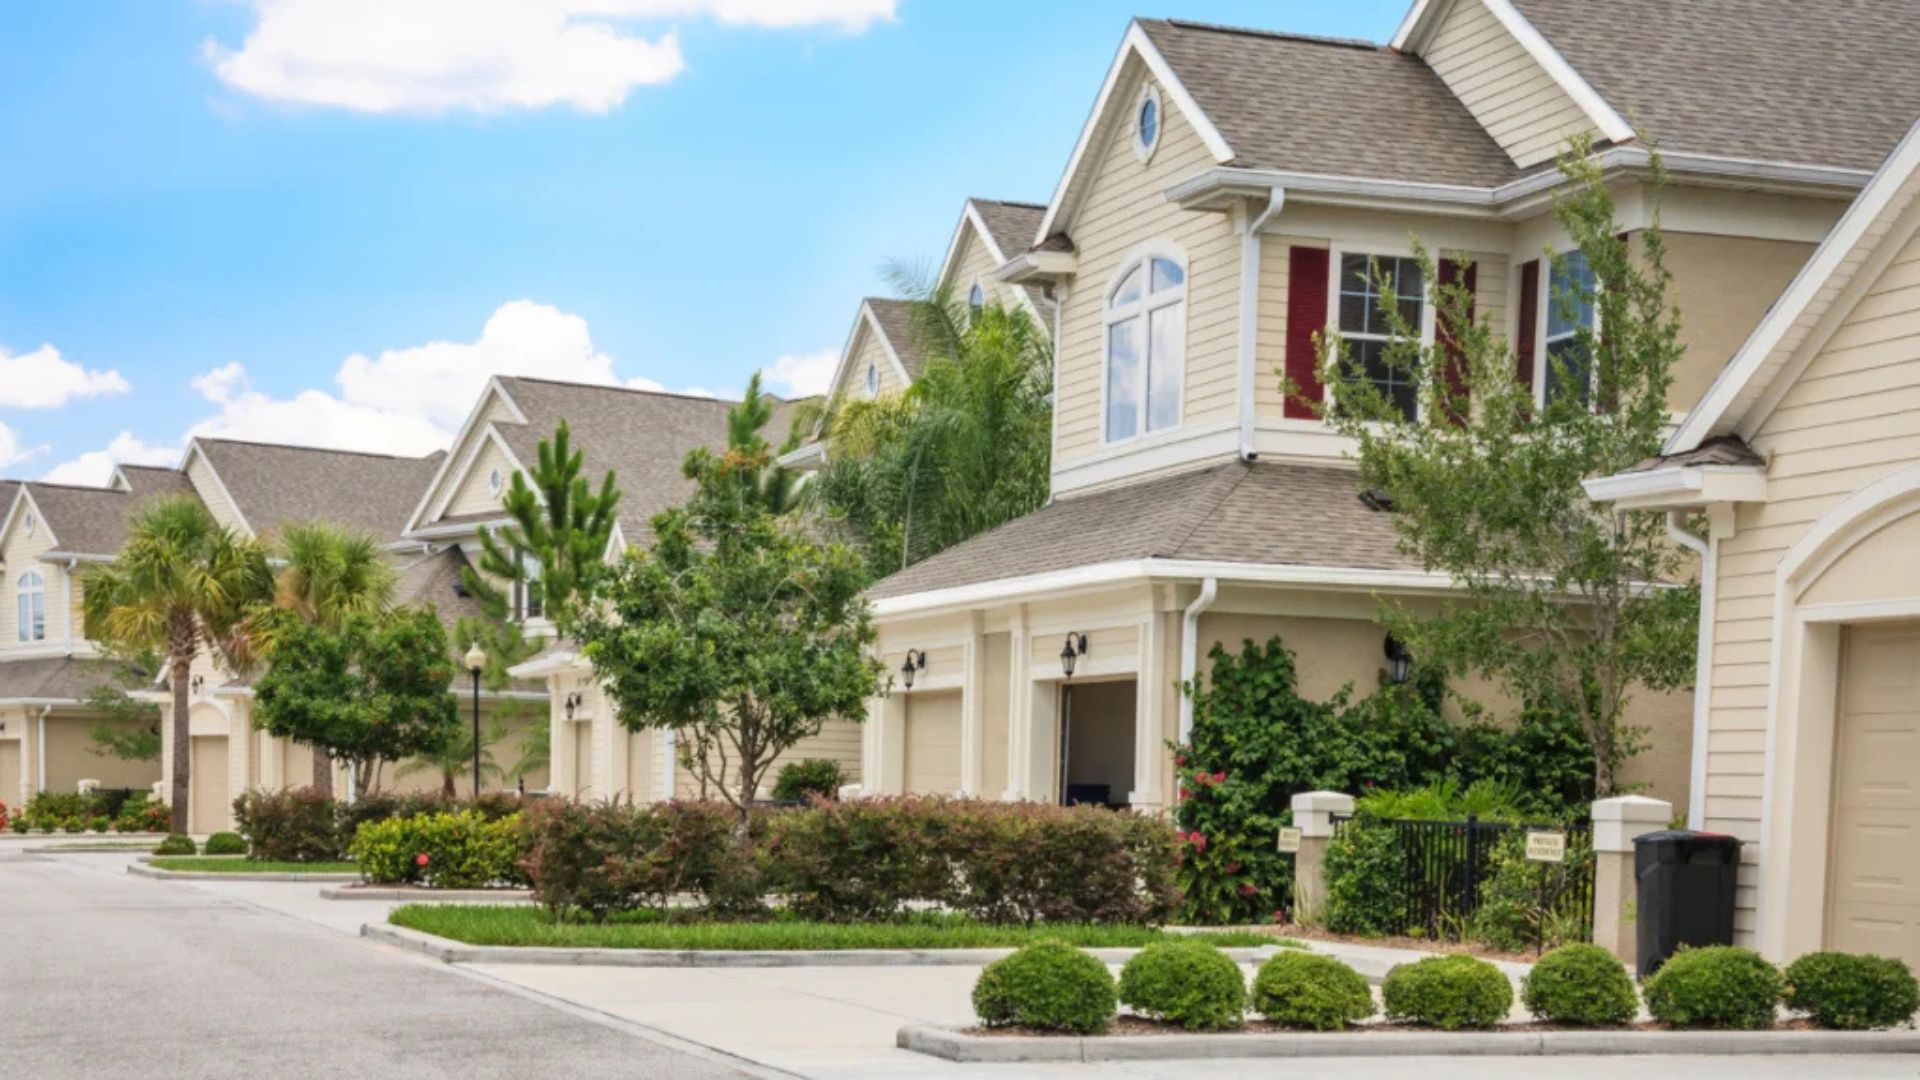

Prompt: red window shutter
xmin=1515 ymin=259 xmax=1540 ymax=396
xmin=1437 ymin=258 xmax=1477 ymax=425
xmin=1284 ymin=246 xmax=1331 ymax=419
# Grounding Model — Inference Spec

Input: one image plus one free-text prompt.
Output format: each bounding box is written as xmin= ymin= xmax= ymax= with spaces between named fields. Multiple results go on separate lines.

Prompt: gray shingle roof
xmin=0 ymin=656 xmax=142 ymax=704
xmin=868 ymin=459 xmax=1419 ymax=599
xmin=1136 ymin=19 xmax=1522 ymax=187
xmin=971 ymin=199 xmax=1046 ymax=258
xmin=491 ymin=377 xmax=806 ymax=545
xmin=23 ymin=468 xmax=199 ymax=556
xmin=1632 ymin=434 xmax=1767 ymax=473
xmin=196 ymin=438 xmax=444 ymax=543
xmin=1512 ymin=0 xmax=1920 ymax=171
xmin=865 ymin=298 xmax=929 ymax=381
xmin=394 ymin=545 xmax=486 ymax=628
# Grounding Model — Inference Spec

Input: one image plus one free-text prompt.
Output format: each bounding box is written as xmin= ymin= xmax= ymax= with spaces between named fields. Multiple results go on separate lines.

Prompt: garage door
xmin=0 ymin=740 xmax=19 ymax=810
xmin=903 ymin=691 xmax=961 ymax=796
xmin=1829 ymin=623 xmax=1920 ymax=963
xmin=190 ymin=736 xmax=230 ymax=834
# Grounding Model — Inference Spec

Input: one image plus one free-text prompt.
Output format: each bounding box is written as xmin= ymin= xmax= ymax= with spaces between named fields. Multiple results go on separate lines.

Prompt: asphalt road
xmin=0 ymin=849 xmax=757 ymax=1080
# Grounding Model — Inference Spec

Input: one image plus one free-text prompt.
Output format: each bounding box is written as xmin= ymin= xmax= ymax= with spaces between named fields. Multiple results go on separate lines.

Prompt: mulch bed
xmin=1278 ymin=923 xmax=1544 ymax=963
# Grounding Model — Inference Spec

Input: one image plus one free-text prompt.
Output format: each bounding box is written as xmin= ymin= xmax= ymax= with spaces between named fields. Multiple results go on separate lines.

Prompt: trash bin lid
xmin=1634 ymin=829 xmax=1741 ymax=864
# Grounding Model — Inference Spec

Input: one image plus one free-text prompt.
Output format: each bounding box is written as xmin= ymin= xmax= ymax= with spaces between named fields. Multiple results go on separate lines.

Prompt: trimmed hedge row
xmin=232 ymin=787 xmax=523 ymax=862
xmin=351 ymin=811 xmax=525 ymax=889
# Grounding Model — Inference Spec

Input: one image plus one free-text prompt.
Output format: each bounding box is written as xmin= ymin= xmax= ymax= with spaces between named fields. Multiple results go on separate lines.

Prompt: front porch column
xmin=1290 ymin=790 xmax=1354 ymax=924
xmin=1592 ymin=794 xmax=1672 ymax=965
xmin=866 ymin=691 xmax=905 ymax=795
xmin=1129 ymin=612 xmax=1167 ymax=812
xmin=960 ymin=613 xmax=985 ymax=797
xmin=1001 ymin=606 xmax=1031 ymax=801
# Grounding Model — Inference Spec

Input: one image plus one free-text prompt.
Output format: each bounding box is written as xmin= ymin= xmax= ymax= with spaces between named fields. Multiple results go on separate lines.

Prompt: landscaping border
xmin=897 ymin=1023 xmax=1920 ymax=1062
xmin=320 ymin=886 xmax=533 ymax=902
xmin=363 ymin=922 xmax=1289 ymax=969
xmin=127 ymin=862 xmax=361 ymax=883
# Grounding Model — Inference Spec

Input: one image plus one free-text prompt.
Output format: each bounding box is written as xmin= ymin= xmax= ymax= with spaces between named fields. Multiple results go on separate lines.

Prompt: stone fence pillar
xmin=1290 ymin=791 xmax=1354 ymax=924
xmin=1591 ymin=795 xmax=1672 ymax=965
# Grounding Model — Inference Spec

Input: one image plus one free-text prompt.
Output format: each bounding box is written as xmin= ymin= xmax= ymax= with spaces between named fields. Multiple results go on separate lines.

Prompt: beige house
xmin=1588 ymin=119 xmax=1920 ymax=965
xmin=849 ymin=3 xmax=1913 ymax=813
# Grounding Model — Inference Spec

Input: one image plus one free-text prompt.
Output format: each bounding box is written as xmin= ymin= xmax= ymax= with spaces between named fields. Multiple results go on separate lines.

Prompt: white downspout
xmin=1177 ymin=578 xmax=1220 ymax=743
xmin=62 ymin=558 xmax=76 ymax=656
xmin=1236 ymin=188 xmax=1286 ymax=461
xmin=1667 ymin=510 xmax=1713 ymax=829
xmin=37 ymin=706 xmax=49 ymax=793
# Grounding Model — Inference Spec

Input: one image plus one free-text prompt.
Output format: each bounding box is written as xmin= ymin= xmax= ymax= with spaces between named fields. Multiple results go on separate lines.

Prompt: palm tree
xmin=395 ymin=719 xmax=507 ymax=798
xmin=83 ymin=497 xmax=272 ymax=833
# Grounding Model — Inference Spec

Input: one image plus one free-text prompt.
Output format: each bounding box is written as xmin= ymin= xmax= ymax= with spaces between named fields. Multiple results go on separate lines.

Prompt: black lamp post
xmin=900 ymin=649 xmax=927 ymax=690
xmin=1059 ymin=632 xmax=1087 ymax=678
xmin=463 ymin=643 xmax=486 ymax=796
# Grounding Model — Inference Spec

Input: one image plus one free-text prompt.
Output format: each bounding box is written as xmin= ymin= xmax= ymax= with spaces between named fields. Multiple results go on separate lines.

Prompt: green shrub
xmin=1249 ymin=951 xmax=1375 ymax=1031
xmin=1321 ymin=821 xmax=1406 ymax=935
xmin=771 ymin=759 xmax=844 ymax=803
xmin=1116 ymin=940 xmax=1246 ymax=1030
xmin=1782 ymin=952 xmax=1919 ymax=1031
xmin=114 ymin=794 xmax=171 ymax=834
xmin=233 ymin=787 xmax=340 ymax=861
xmin=765 ymin=798 xmax=948 ymax=921
xmin=1642 ymin=946 xmax=1781 ymax=1030
xmin=203 ymin=832 xmax=248 ymax=856
xmin=972 ymin=942 xmax=1117 ymax=1034
xmin=1473 ymin=830 xmax=1596 ymax=952
xmin=1521 ymin=944 xmax=1637 ymax=1025
xmin=351 ymin=811 xmax=523 ymax=889
xmin=153 ymin=834 xmax=196 ymax=855
xmin=1382 ymin=954 xmax=1513 ymax=1029
xmin=942 ymin=800 xmax=1179 ymax=927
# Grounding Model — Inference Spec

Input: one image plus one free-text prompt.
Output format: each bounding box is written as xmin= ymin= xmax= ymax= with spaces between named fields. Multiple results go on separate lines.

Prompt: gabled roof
xmin=864 ymin=298 xmax=926 ymax=381
xmin=868 ymin=459 xmax=1421 ymax=601
xmin=190 ymin=437 xmax=443 ymax=543
xmin=970 ymin=199 xmax=1046 ymax=261
xmin=16 ymin=469 xmax=198 ymax=556
xmin=1510 ymin=0 xmax=1920 ymax=172
xmin=1667 ymin=119 xmax=1920 ymax=452
xmin=0 ymin=656 xmax=141 ymax=705
xmin=393 ymin=544 xmax=487 ymax=630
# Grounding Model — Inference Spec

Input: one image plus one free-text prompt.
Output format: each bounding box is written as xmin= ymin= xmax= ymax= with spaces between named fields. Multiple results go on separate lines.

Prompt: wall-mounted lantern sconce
xmin=900 ymin=648 xmax=927 ymax=690
xmin=1059 ymin=632 xmax=1088 ymax=678
xmin=564 ymin=692 xmax=582 ymax=720
xmin=190 ymin=675 xmax=205 ymax=695
xmin=1384 ymin=634 xmax=1414 ymax=685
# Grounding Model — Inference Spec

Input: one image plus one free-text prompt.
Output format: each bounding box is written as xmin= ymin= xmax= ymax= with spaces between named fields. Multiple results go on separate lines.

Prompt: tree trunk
xmin=169 ymin=656 xmax=191 ymax=835
xmin=311 ymin=744 xmax=333 ymax=797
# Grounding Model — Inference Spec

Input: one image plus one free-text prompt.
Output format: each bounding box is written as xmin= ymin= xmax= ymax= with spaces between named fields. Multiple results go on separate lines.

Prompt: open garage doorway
xmin=1058 ymin=679 xmax=1135 ymax=809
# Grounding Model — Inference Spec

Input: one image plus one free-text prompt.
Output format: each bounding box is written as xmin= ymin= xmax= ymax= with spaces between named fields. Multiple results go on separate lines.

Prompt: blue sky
xmin=0 ymin=0 xmax=1408 ymax=484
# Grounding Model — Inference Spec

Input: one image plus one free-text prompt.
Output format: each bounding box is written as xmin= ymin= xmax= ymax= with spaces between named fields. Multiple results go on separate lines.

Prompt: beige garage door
xmin=190 ymin=736 xmax=230 ymax=834
xmin=904 ymin=691 xmax=962 ymax=796
xmin=0 ymin=740 xmax=20 ymax=810
xmin=1829 ymin=623 xmax=1920 ymax=963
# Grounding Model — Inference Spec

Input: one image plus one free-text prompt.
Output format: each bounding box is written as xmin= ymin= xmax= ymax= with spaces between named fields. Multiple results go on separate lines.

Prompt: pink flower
xmin=1238 ymin=883 xmax=1258 ymax=898
xmin=1174 ymin=755 xmax=1187 ymax=768
xmin=1177 ymin=788 xmax=1190 ymax=802
xmin=1211 ymin=771 xmax=1226 ymax=785
xmin=1189 ymin=832 xmax=1208 ymax=852
xmin=414 ymin=853 xmax=430 ymax=868
xmin=1272 ymin=909 xmax=1288 ymax=924
xmin=1225 ymin=861 xmax=1242 ymax=874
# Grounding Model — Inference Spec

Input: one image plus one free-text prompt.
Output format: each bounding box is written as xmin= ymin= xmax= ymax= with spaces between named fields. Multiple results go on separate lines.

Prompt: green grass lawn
xmin=390 ymin=904 xmax=1289 ymax=951
xmin=148 ymin=858 xmax=360 ymax=874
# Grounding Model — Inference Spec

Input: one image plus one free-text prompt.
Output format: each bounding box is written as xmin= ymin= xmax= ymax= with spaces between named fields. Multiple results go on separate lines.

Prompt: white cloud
xmin=206 ymin=0 xmax=896 ymax=115
xmin=39 ymin=432 xmax=180 ymax=487
xmin=761 ymin=348 xmax=838 ymax=398
xmin=0 ymin=344 xmax=131 ymax=409
xmin=0 ymin=423 xmax=38 ymax=468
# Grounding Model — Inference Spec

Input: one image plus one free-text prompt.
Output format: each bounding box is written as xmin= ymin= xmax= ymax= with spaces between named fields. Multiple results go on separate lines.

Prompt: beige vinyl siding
xmin=1422 ymin=0 xmax=1593 ymax=168
xmin=1703 ymin=210 xmax=1920 ymax=941
xmin=445 ymin=438 xmax=513 ymax=518
xmin=186 ymin=452 xmax=249 ymax=535
xmin=947 ymin=225 xmax=1025 ymax=314
xmin=829 ymin=320 xmax=906 ymax=405
xmin=669 ymin=718 xmax=864 ymax=799
xmin=0 ymin=501 xmax=69 ymax=649
xmin=1054 ymin=66 xmax=1240 ymax=469
xmin=1662 ymin=233 xmax=1817 ymax=412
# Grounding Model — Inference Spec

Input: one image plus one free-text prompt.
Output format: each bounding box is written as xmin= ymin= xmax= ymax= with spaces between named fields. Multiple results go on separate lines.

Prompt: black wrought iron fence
xmin=1330 ymin=813 xmax=1594 ymax=945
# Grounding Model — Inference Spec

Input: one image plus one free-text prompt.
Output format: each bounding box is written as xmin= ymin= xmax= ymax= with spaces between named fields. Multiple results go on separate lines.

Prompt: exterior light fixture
xmin=1384 ymin=634 xmax=1414 ymax=684
xmin=463 ymin=644 xmax=486 ymax=796
xmin=900 ymin=648 xmax=927 ymax=690
xmin=1060 ymin=632 xmax=1088 ymax=678
xmin=564 ymin=692 xmax=581 ymax=720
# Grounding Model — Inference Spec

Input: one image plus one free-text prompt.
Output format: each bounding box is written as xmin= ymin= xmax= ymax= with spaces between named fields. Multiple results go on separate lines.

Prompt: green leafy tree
xmin=251 ymin=607 xmax=460 ymax=796
xmin=576 ymin=404 xmax=885 ymax=822
xmin=463 ymin=419 xmax=621 ymax=634
xmin=82 ymin=497 xmax=273 ymax=833
xmin=81 ymin=648 xmax=164 ymax=763
xmin=1310 ymin=139 xmax=1698 ymax=796
xmin=804 ymin=289 xmax=1052 ymax=576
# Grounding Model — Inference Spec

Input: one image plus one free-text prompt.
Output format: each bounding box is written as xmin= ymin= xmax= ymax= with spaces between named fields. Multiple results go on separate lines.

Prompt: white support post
xmin=1592 ymin=795 xmax=1672 ymax=965
xmin=1128 ymin=613 xmax=1166 ymax=811
xmin=1290 ymin=791 xmax=1355 ymax=924
xmin=960 ymin=614 xmax=985 ymax=797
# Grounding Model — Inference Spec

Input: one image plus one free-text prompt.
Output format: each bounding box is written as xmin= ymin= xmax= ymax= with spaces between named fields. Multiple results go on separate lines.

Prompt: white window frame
xmin=1325 ymin=247 xmax=1438 ymax=424
xmin=865 ymin=362 xmax=878 ymax=397
xmin=1101 ymin=241 xmax=1188 ymax=446
xmin=16 ymin=570 xmax=45 ymax=643
xmin=513 ymin=551 xmax=544 ymax=623
xmin=1132 ymin=83 xmax=1162 ymax=163
xmin=1535 ymin=246 xmax=1601 ymax=408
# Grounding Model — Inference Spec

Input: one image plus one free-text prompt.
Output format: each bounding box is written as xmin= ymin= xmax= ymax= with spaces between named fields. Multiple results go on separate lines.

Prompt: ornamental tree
xmin=576 ymin=393 xmax=884 ymax=821
xmin=1310 ymin=137 xmax=1698 ymax=796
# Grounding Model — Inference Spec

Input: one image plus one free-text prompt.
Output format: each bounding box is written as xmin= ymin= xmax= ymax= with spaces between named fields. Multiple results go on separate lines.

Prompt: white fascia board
xmin=180 ymin=440 xmax=257 ymax=539
xmin=1035 ymin=21 xmax=1236 ymax=245
xmin=416 ymin=423 xmax=529 ymax=531
xmin=402 ymin=377 xmax=525 ymax=536
xmin=934 ymin=201 xmax=1008 ymax=294
xmin=37 ymin=551 xmax=114 ymax=564
xmin=0 ymin=697 xmax=82 ymax=707
xmin=1582 ymin=464 xmax=1768 ymax=509
xmin=870 ymin=558 xmax=1462 ymax=619
xmin=1479 ymin=0 xmax=1633 ymax=144
xmin=0 ymin=486 xmax=42 ymax=553
xmin=776 ymin=441 xmax=826 ymax=471
xmin=1667 ymin=120 xmax=1920 ymax=453
xmin=506 ymin=649 xmax=586 ymax=679
xmin=1169 ymin=168 xmax=1497 ymax=216
xmin=992 ymin=251 xmax=1078 ymax=284
xmin=1390 ymin=0 xmax=1439 ymax=50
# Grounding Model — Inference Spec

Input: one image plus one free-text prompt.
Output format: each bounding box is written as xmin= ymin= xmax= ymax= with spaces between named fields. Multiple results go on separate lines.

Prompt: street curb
xmin=896 ymin=1022 xmax=1920 ymax=1062
xmin=362 ymin=922 xmax=1286 ymax=969
xmin=127 ymin=862 xmax=361 ymax=883
xmin=22 ymin=843 xmax=163 ymax=854
xmin=321 ymin=886 xmax=534 ymax=902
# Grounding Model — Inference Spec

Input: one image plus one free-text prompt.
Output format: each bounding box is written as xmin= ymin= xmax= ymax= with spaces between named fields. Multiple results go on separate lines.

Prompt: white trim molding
xmin=1583 ymin=463 xmax=1769 ymax=511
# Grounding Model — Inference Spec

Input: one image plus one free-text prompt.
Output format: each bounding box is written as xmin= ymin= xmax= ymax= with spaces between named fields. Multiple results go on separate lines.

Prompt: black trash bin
xmin=1634 ymin=830 xmax=1742 ymax=976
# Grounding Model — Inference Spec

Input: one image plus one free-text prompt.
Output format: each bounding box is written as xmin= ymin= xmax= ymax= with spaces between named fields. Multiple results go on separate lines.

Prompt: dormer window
xmin=1104 ymin=249 xmax=1186 ymax=443
xmin=865 ymin=362 xmax=879 ymax=397
xmin=1134 ymin=85 xmax=1161 ymax=161
xmin=16 ymin=570 xmax=45 ymax=643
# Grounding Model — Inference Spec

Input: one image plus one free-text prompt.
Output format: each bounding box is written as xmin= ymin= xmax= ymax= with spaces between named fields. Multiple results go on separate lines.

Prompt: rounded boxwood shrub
xmin=1117 ymin=940 xmax=1246 ymax=1030
xmin=1782 ymin=951 xmax=1919 ymax=1031
xmin=1250 ymin=950 xmax=1375 ymax=1031
xmin=153 ymin=834 xmax=197 ymax=856
xmin=1381 ymin=954 xmax=1513 ymax=1029
xmin=203 ymin=831 xmax=247 ymax=856
xmin=1520 ymin=944 xmax=1637 ymax=1026
xmin=973 ymin=942 xmax=1117 ymax=1034
xmin=1642 ymin=946 xmax=1781 ymax=1030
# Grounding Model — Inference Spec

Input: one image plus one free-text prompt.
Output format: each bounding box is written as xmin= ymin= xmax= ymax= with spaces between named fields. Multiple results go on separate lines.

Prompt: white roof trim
xmin=178 ymin=439 xmax=257 ymax=539
xmin=1390 ymin=0 xmax=1440 ymax=49
xmin=0 ymin=487 xmax=54 ymax=554
xmin=402 ymin=377 xmax=526 ymax=536
xmin=506 ymin=648 xmax=588 ymax=679
xmin=1034 ymin=20 xmax=1236 ymax=246
xmin=1666 ymin=119 xmax=1920 ymax=453
xmin=1582 ymin=463 xmax=1769 ymax=511
xmin=416 ymin=423 xmax=529 ymax=532
xmin=937 ymin=200 xmax=1007 ymax=287
xmin=811 ymin=300 xmax=918 ymax=438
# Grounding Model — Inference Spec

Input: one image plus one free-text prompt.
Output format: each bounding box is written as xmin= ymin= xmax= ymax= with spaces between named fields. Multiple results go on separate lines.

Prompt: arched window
xmin=865 ymin=362 xmax=879 ymax=397
xmin=968 ymin=282 xmax=985 ymax=313
xmin=1104 ymin=250 xmax=1186 ymax=442
xmin=16 ymin=570 xmax=45 ymax=643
